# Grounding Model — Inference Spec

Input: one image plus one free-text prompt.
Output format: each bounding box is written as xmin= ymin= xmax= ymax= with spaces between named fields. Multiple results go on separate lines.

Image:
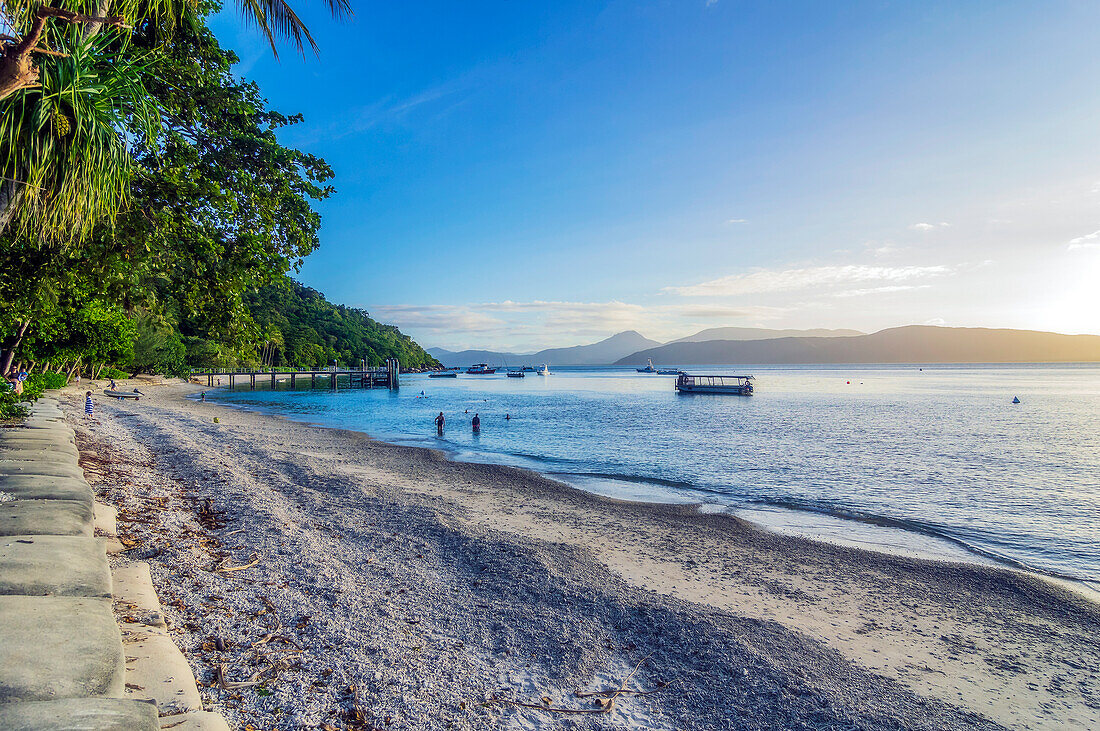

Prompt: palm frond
xmin=0 ymin=29 xmax=161 ymax=244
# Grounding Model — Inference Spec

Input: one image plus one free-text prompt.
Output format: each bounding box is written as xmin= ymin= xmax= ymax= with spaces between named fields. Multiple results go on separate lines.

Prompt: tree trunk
xmin=82 ymin=0 xmax=114 ymax=40
xmin=0 ymin=320 xmax=30 ymax=376
xmin=0 ymin=180 xmax=25 ymax=236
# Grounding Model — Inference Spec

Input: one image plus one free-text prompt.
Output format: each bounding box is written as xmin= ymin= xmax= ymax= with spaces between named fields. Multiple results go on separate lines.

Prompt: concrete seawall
xmin=0 ymin=394 xmax=229 ymax=730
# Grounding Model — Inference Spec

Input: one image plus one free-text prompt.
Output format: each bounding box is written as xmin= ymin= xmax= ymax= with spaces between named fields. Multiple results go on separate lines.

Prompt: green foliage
xmin=111 ymin=12 xmax=334 ymax=355
xmin=245 ymin=279 xmax=440 ymax=369
xmin=130 ymin=314 xmax=186 ymax=375
xmin=21 ymin=372 xmax=69 ymax=400
xmin=0 ymin=32 xmax=160 ymax=243
xmin=0 ymin=7 xmax=440 ymax=379
xmin=0 ymin=390 xmax=29 ymax=419
xmin=99 ymin=366 xmax=131 ymax=380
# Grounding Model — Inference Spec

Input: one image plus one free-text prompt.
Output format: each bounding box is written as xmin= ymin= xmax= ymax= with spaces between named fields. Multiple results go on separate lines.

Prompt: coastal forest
xmin=0 ymin=0 xmax=437 ymax=383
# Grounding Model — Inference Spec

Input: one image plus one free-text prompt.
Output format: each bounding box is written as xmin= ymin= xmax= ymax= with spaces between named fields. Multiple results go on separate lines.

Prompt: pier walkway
xmin=191 ymin=357 xmax=401 ymax=390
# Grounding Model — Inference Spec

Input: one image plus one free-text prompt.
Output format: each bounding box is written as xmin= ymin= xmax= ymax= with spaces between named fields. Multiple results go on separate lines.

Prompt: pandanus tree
xmin=0 ymin=0 xmax=349 ymax=374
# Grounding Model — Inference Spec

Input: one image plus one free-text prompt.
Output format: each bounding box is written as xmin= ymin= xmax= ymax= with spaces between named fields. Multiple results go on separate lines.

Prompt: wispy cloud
xmin=665 ymin=264 xmax=953 ymax=297
xmin=368 ymin=299 xmax=790 ymax=351
xmin=367 ymin=304 xmax=504 ymax=335
xmin=726 ymin=218 xmax=748 ymax=224
xmin=1067 ymin=229 xmax=1100 ymax=250
xmin=909 ymin=222 xmax=951 ymax=231
xmin=831 ymin=285 xmax=931 ymax=298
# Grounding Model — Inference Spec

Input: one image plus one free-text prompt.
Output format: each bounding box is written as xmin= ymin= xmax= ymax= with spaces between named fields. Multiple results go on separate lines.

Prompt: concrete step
xmin=0 ymin=476 xmax=93 ymax=505
xmin=0 ymin=535 xmax=111 ymax=598
xmin=120 ymin=623 xmax=203 ymax=715
xmin=111 ymin=563 xmax=203 ymax=715
xmin=159 ymin=711 xmax=232 ymax=731
xmin=0 ymin=596 xmax=125 ymax=702
xmin=0 ymin=500 xmax=94 ymax=537
xmin=94 ymin=502 xmax=118 ymax=537
xmin=21 ymin=420 xmax=74 ymax=433
xmin=0 ymin=434 xmax=77 ymax=449
xmin=0 ymin=443 xmax=80 ymax=459
xmin=0 ymin=698 xmax=158 ymax=731
xmin=28 ymin=408 xmax=64 ymax=418
xmin=112 ymin=563 xmax=166 ymax=629
xmin=0 ymin=460 xmax=86 ymax=480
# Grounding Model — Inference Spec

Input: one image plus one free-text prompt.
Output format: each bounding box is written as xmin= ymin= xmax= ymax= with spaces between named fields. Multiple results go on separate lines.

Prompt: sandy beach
xmin=61 ymin=380 xmax=1099 ymax=730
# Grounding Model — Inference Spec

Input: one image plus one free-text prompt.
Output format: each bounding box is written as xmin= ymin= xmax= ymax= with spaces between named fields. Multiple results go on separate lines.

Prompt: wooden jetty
xmin=191 ymin=358 xmax=401 ymax=391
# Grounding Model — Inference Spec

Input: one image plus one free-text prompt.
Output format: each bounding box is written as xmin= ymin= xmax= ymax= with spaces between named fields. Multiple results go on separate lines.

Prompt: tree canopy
xmin=0 ymin=4 xmax=438 ymax=379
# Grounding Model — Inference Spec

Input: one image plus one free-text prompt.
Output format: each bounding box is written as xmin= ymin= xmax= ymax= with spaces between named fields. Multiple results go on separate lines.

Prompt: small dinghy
xmin=1012 ymin=396 xmax=1021 ymax=404
xmin=105 ymin=389 xmax=143 ymax=401
xmin=428 ymin=372 xmax=457 ymax=378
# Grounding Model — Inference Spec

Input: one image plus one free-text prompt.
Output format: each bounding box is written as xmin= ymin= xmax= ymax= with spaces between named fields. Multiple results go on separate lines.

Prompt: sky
xmin=210 ymin=1 xmax=1100 ymax=351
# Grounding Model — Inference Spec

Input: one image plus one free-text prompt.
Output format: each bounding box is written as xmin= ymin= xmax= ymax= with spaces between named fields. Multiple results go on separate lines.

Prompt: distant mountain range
xmin=431 ymin=325 xmax=1100 ymax=367
xmin=428 ymin=330 xmax=661 ymax=367
xmin=672 ymin=326 xmax=863 ymax=343
xmin=615 ymin=326 xmax=1100 ymax=365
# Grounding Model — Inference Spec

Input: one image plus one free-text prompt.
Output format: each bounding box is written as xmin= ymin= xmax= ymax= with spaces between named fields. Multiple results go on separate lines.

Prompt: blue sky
xmin=211 ymin=1 xmax=1100 ymax=350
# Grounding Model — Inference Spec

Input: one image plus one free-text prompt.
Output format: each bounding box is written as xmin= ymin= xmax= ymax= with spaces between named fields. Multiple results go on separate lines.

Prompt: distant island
xmin=616 ymin=325 xmax=1100 ymax=365
xmin=432 ymin=325 xmax=1100 ymax=366
xmin=428 ymin=330 xmax=661 ymax=367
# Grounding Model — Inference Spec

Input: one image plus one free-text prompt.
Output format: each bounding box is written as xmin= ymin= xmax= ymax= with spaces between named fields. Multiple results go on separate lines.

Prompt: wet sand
xmin=64 ymin=380 xmax=1099 ymax=729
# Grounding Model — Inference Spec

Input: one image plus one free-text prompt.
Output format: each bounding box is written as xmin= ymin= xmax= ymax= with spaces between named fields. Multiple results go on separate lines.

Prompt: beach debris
xmin=197 ymin=499 xmax=229 ymax=530
xmin=216 ymin=662 xmax=270 ymax=690
xmin=215 ymin=553 xmax=261 ymax=573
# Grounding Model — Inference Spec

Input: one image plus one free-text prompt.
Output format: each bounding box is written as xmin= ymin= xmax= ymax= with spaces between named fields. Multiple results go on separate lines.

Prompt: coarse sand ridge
xmin=61 ymin=380 xmax=1099 ymax=729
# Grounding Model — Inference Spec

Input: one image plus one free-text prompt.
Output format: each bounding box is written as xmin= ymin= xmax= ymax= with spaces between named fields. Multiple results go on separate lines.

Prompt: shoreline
xmin=66 ymin=379 xmax=1100 ymax=729
xmin=202 ymin=382 xmax=1100 ymax=602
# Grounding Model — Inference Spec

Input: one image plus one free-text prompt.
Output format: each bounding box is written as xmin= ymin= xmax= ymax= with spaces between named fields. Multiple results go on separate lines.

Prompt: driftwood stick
xmin=216 ymin=554 xmax=261 ymax=572
xmin=215 ymin=663 xmax=269 ymax=690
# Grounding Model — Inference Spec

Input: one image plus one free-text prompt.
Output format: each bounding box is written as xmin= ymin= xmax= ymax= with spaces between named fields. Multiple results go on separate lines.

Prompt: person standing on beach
xmin=201 ymin=392 xmax=207 ymax=402
xmin=472 ymin=413 xmax=480 ymax=432
xmin=84 ymin=391 xmax=94 ymax=418
xmin=435 ymin=411 xmax=445 ymax=434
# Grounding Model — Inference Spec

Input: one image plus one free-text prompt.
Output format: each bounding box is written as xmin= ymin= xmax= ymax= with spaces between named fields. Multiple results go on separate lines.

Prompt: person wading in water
xmin=471 ymin=413 xmax=480 ymax=432
xmin=435 ymin=412 xmax=445 ymax=435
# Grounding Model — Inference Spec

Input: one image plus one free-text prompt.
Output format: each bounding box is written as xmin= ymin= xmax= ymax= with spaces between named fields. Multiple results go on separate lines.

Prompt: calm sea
xmin=209 ymin=365 xmax=1100 ymax=591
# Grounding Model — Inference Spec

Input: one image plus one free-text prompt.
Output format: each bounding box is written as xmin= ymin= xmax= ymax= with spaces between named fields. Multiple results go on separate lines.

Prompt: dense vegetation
xmin=242 ymin=279 xmax=437 ymax=370
xmin=0 ymin=2 xmax=437 ymax=387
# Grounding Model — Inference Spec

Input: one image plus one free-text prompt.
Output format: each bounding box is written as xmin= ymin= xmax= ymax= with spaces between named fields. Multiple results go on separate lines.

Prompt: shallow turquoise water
xmin=209 ymin=364 xmax=1100 ymax=587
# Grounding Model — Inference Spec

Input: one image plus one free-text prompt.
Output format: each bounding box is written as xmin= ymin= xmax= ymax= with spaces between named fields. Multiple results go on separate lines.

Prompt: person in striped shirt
xmin=84 ymin=391 xmax=94 ymax=418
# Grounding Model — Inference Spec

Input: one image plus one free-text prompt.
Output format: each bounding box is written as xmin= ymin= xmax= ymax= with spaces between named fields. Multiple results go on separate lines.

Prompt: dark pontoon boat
xmin=675 ymin=373 xmax=754 ymax=395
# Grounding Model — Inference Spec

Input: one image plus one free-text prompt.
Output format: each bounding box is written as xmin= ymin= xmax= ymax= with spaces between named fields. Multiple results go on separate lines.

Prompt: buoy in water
xmin=1012 ymin=396 xmax=1020 ymax=404
xmin=213 ymin=417 xmax=220 ymax=423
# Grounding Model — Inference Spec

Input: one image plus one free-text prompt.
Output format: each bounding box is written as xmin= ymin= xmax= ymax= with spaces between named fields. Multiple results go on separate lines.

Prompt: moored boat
xmin=657 ymin=368 xmax=682 ymax=375
xmin=506 ymin=370 xmax=525 ymax=378
xmin=675 ymin=373 xmax=754 ymax=395
xmin=428 ymin=372 xmax=457 ymax=378
xmin=636 ymin=359 xmax=657 ymax=373
xmin=466 ymin=363 xmax=498 ymax=374
xmin=537 ymin=364 xmax=551 ymax=375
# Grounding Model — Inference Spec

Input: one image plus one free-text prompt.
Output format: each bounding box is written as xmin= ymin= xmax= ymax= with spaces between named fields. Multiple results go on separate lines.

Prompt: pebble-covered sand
xmin=63 ymin=380 xmax=1100 ymax=729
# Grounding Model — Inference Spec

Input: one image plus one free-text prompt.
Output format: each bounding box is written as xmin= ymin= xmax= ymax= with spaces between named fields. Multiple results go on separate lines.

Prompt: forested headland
xmin=0 ymin=1 xmax=437 ymax=393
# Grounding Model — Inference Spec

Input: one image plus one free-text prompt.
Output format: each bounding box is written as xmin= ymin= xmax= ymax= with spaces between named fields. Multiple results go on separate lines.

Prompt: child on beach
xmin=84 ymin=391 xmax=94 ymax=418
